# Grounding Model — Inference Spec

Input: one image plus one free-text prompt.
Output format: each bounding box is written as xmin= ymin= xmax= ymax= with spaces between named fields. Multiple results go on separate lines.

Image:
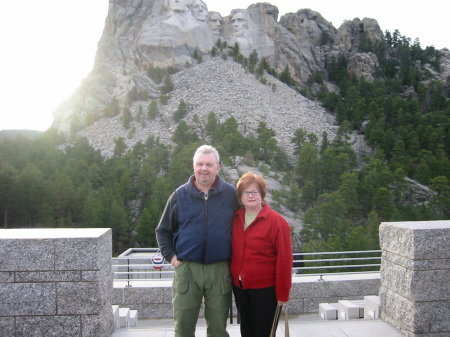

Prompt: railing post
xmin=126 ymin=258 xmax=131 ymax=287
xmin=318 ymin=253 xmax=324 ymax=281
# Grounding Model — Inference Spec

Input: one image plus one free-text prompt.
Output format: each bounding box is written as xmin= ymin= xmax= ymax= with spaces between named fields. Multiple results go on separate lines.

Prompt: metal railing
xmin=292 ymin=250 xmax=382 ymax=280
xmin=112 ymin=250 xmax=382 ymax=285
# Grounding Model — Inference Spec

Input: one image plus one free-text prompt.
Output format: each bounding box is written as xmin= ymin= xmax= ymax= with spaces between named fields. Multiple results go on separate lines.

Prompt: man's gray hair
xmin=193 ymin=145 xmax=220 ymax=165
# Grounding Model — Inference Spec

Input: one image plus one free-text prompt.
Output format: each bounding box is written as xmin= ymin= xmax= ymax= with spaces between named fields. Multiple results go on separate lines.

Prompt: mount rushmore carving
xmin=53 ymin=0 xmax=386 ymax=133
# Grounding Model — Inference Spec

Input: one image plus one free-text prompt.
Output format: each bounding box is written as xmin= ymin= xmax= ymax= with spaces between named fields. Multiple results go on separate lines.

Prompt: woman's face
xmin=240 ymin=182 xmax=262 ymax=211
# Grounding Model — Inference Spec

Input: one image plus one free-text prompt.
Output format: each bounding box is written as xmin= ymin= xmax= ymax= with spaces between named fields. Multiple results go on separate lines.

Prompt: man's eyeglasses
xmin=243 ymin=190 xmax=260 ymax=197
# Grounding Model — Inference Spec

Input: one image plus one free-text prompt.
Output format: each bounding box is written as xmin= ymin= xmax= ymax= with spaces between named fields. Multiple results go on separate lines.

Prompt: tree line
xmin=1 ymin=29 xmax=448 ymax=255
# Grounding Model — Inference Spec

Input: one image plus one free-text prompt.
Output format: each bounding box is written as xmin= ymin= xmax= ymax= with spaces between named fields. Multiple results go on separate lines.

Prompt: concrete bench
xmin=364 ymin=295 xmax=380 ymax=319
xmin=319 ymin=302 xmax=338 ymax=320
xmin=119 ymin=308 xmax=130 ymax=328
xmin=129 ymin=310 xmax=138 ymax=327
xmin=112 ymin=305 xmax=120 ymax=329
xmin=350 ymin=300 xmax=365 ymax=318
xmin=338 ymin=300 xmax=360 ymax=320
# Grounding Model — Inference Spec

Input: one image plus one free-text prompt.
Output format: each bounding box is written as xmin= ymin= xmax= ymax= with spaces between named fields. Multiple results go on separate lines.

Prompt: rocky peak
xmin=77 ymin=56 xmax=337 ymax=159
xmin=52 ymin=1 xmax=447 ymax=152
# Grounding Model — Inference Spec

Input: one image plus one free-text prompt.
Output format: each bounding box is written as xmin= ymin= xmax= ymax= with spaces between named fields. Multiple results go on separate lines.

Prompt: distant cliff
xmin=51 ymin=0 xmax=449 ymax=157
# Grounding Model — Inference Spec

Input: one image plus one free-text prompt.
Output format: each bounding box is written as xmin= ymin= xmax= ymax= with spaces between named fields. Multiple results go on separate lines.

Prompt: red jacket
xmin=230 ymin=204 xmax=293 ymax=302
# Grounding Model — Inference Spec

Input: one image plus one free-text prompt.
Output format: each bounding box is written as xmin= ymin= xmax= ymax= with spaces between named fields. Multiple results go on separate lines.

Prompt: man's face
xmin=191 ymin=0 xmax=208 ymax=22
xmin=208 ymin=13 xmax=222 ymax=32
xmin=232 ymin=12 xmax=247 ymax=36
xmin=168 ymin=0 xmax=188 ymax=12
xmin=193 ymin=153 xmax=220 ymax=188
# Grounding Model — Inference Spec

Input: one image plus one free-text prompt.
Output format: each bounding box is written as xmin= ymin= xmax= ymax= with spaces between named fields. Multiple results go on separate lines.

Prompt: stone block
xmin=364 ymin=295 xmax=380 ymax=319
xmin=322 ymin=279 xmax=380 ymax=298
xmin=0 ymin=272 xmax=14 ymax=283
xmin=338 ymin=300 xmax=360 ymax=320
xmin=15 ymin=271 xmax=81 ymax=282
xmin=130 ymin=309 xmax=139 ymax=327
xmin=380 ymin=220 xmax=450 ymax=336
xmin=319 ymin=303 xmax=338 ymax=320
xmin=0 ymin=238 xmax=54 ymax=271
xmin=381 ymin=258 xmax=450 ymax=302
xmin=0 ymin=283 xmax=56 ymax=316
xmin=350 ymin=300 xmax=365 ymax=318
xmin=112 ymin=305 xmax=120 ymax=329
xmin=112 ymin=286 xmax=126 ymax=305
xmin=57 ymin=282 xmax=103 ymax=315
xmin=82 ymin=304 xmax=115 ymax=337
xmin=0 ymin=228 xmax=114 ymax=337
xmin=0 ymin=317 xmax=15 ymax=336
xmin=286 ymin=298 xmax=304 ymax=314
xmin=379 ymin=221 xmax=450 ymax=260
xmin=119 ymin=308 xmax=130 ymax=328
xmin=54 ymin=228 xmax=112 ymax=271
xmin=15 ymin=316 xmax=80 ymax=337
xmin=136 ymin=303 xmax=173 ymax=319
xmin=123 ymin=286 xmax=165 ymax=304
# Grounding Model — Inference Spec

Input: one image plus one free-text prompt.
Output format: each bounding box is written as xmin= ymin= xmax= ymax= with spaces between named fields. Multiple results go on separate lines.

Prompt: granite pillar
xmin=0 ymin=228 xmax=114 ymax=337
xmin=379 ymin=221 xmax=450 ymax=337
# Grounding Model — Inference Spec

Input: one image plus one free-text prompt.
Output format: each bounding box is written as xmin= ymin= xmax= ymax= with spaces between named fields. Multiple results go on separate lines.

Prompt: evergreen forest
xmin=1 ymin=30 xmax=449 ymax=256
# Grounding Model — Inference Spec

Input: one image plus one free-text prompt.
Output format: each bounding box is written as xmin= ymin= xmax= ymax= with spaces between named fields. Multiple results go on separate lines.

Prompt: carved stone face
xmin=168 ymin=0 xmax=188 ymax=13
xmin=208 ymin=12 xmax=222 ymax=33
xmin=191 ymin=0 xmax=208 ymax=22
xmin=231 ymin=12 xmax=248 ymax=37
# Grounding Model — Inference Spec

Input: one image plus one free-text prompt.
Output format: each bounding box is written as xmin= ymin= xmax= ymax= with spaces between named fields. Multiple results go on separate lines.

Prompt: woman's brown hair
xmin=236 ymin=172 xmax=266 ymax=206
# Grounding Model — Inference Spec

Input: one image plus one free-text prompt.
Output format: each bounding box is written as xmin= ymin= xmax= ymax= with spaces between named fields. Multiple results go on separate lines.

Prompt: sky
xmin=1 ymin=1 xmax=448 ymax=132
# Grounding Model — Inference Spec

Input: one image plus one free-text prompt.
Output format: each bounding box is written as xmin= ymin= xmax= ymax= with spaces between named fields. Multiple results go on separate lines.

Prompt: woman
xmin=230 ymin=172 xmax=293 ymax=337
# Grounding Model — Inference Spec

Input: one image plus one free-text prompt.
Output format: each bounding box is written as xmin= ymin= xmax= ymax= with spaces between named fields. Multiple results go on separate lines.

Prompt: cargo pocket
xmin=221 ymin=272 xmax=232 ymax=295
xmin=174 ymin=261 xmax=189 ymax=294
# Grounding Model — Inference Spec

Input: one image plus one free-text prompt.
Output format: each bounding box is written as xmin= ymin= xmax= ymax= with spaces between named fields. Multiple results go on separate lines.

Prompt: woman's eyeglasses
xmin=243 ymin=190 xmax=260 ymax=197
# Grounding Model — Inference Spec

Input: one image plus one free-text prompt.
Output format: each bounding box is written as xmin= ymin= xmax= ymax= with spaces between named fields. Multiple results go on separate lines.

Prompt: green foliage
xmin=121 ymin=108 xmax=133 ymax=129
xmin=173 ymin=99 xmax=188 ymax=122
xmin=1 ymin=30 xmax=448 ymax=256
xmin=161 ymin=75 xmax=174 ymax=94
xmin=279 ymin=65 xmax=293 ymax=86
xmin=113 ymin=137 xmax=127 ymax=157
xmin=172 ymin=121 xmax=199 ymax=145
xmin=147 ymin=64 xmax=166 ymax=84
xmin=320 ymin=31 xmax=332 ymax=45
xmin=147 ymin=100 xmax=159 ymax=120
xmin=159 ymin=94 xmax=170 ymax=105
xmin=193 ymin=48 xmax=203 ymax=63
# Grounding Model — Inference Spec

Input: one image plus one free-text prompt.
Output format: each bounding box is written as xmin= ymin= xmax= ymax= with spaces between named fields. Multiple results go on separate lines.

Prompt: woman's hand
xmin=278 ymin=300 xmax=288 ymax=306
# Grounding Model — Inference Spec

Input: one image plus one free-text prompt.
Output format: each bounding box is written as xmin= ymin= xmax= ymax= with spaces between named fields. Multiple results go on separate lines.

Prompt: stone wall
xmin=379 ymin=221 xmax=450 ymax=337
xmin=111 ymin=273 xmax=381 ymax=319
xmin=0 ymin=228 xmax=114 ymax=337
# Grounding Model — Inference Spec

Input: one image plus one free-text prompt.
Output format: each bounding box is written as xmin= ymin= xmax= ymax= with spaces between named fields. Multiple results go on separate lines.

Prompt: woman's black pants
xmin=232 ymin=284 xmax=281 ymax=337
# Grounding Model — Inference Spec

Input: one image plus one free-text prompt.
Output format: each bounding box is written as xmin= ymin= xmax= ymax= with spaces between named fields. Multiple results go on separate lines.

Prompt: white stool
xmin=129 ymin=310 xmax=139 ymax=327
xmin=364 ymin=295 xmax=381 ymax=319
xmin=338 ymin=300 xmax=360 ymax=320
xmin=319 ymin=303 xmax=338 ymax=320
xmin=350 ymin=300 xmax=365 ymax=318
xmin=119 ymin=308 xmax=130 ymax=328
xmin=112 ymin=305 xmax=120 ymax=329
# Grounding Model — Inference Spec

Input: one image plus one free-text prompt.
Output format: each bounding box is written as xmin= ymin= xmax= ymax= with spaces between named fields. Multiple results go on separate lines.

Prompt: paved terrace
xmin=112 ymin=314 xmax=404 ymax=337
xmin=1 ymin=221 xmax=449 ymax=336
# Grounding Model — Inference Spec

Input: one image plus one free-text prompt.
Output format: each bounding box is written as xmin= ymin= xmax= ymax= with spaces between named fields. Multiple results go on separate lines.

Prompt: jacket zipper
xmin=201 ymin=193 xmax=208 ymax=263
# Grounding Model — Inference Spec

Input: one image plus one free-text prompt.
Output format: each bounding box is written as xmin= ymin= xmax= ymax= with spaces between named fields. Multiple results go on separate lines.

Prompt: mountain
xmin=51 ymin=0 xmax=450 ymax=158
xmin=46 ymin=2 xmax=406 ymax=148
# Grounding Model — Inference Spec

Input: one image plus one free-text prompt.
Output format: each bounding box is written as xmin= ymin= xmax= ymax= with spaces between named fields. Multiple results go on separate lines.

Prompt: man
xmin=190 ymin=0 xmax=208 ymax=22
xmin=156 ymin=145 xmax=237 ymax=337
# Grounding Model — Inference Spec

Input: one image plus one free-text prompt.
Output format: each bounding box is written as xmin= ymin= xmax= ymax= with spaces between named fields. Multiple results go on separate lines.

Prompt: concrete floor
xmin=112 ymin=313 xmax=404 ymax=337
